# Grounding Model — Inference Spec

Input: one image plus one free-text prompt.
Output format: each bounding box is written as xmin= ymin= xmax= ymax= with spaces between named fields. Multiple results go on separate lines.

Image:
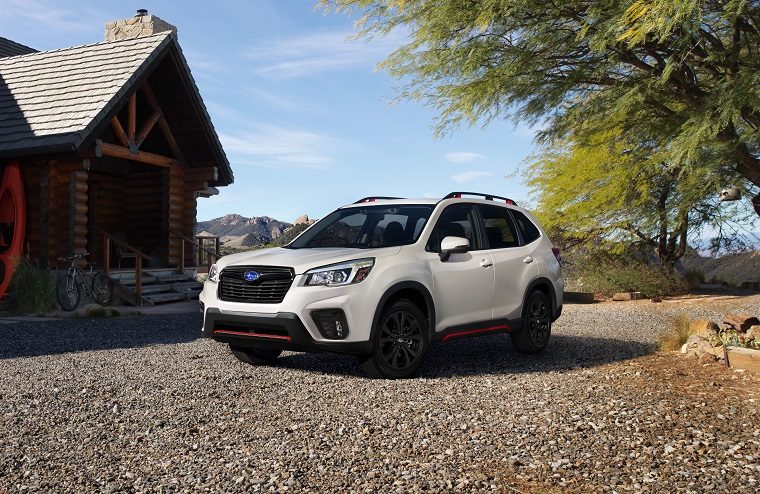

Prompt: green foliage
xmin=322 ymin=0 xmax=760 ymax=187
xmin=524 ymin=127 xmax=753 ymax=267
xmin=7 ymin=259 xmax=56 ymax=314
xmin=720 ymin=328 xmax=760 ymax=349
xmin=566 ymin=249 xmax=689 ymax=297
xmin=683 ymin=268 xmax=706 ymax=288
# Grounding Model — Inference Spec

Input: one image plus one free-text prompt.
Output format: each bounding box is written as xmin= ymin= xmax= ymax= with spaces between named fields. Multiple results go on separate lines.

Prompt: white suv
xmin=200 ymin=192 xmax=563 ymax=378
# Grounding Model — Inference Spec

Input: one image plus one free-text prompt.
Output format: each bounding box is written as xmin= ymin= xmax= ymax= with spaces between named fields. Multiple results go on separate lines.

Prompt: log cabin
xmin=0 ymin=11 xmax=233 ymax=304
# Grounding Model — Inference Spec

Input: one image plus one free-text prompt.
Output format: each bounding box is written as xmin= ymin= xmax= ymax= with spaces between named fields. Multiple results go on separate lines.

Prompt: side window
xmin=479 ymin=205 xmax=520 ymax=249
xmin=511 ymin=210 xmax=541 ymax=244
xmin=426 ymin=204 xmax=479 ymax=252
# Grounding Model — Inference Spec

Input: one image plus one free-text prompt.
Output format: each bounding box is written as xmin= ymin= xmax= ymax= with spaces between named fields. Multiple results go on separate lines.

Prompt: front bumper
xmin=202 ymin=308 xmax=372 ymax=355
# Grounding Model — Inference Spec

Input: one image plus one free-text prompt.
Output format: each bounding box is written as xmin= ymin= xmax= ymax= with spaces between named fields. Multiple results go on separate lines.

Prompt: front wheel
xmin=229 ymin=345 xmax=282 ymax=366
xmin=91 ymin=272 xmax=113 ymax=306
xmin=510 ymin=290 xmax=552 ymax=353
xmin=360 ymin=299 xmax=428 ymax=379
xmin=56 ymin=276 xmax=81 ymax=311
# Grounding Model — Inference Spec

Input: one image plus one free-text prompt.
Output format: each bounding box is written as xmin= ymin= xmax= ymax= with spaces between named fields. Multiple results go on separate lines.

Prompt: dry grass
xmin=659 ymin=314 xmax=693 ymax=351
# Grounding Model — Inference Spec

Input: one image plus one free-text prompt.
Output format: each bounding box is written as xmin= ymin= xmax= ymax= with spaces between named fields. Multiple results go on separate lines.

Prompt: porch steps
xmin=107 ymin=268 xmax=203 ymax=306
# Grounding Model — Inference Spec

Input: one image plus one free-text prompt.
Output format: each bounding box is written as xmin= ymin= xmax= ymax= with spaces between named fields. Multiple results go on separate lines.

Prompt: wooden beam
xmin=110 ymin=117 xmax=130 ymax=147
xmin=95 ymin=140 xmax=180 ymax=168
xmin=128 ymin=94 xmax=137 ymax=147
xmin=135 ymin=110 xmax=161 ymax=148
xmin=142 ymin=83 xmax=185 ymax=161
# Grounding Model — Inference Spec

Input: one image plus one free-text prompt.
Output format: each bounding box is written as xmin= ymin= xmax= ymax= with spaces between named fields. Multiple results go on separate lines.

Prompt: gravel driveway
xmin=1 ymin=298 xmax=758 ymax=493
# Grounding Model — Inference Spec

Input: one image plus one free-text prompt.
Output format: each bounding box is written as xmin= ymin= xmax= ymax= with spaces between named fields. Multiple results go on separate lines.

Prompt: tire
xmin=510 ymin=290 xmax=552 ymax=353
xmin=91 ymin=272 xmax=113 ymax=306
xmin=360 ymin=298 xmax=428 ymax=379
xmin=229 ymin=345 xmax=282 ymax=365
xmin=56 ymin=276 xmax=81 ymax=311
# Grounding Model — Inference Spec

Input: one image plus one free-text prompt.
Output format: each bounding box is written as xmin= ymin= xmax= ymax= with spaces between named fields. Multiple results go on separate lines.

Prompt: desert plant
xmin=658 ymin=314 xmax=693 ymax=351
xmin=7 ymin=258 xmax=56 ymax=314
xmin=683 ymin=268 xmax=706 ymax=289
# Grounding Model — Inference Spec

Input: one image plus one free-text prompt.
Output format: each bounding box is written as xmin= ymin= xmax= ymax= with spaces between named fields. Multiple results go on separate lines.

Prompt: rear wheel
xmin=91 ymin=272 xmax=113 ymax=306
xmin=229 ymin=345 xmax=282 ymax=365
xmin=56 ymin=276 xmax=80 ymax=311
xmin=510 ymin=290 xmax=552 ymax=353
xmin=360 ymin=299 xmax=428 ymax=379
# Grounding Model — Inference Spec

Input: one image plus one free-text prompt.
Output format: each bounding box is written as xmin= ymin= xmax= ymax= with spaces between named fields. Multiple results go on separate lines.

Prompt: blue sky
xmin=3 ymin=0 xmax=539 ymax=222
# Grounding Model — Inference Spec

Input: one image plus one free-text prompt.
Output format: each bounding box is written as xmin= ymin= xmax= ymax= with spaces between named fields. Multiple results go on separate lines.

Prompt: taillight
xmin=552 ymin=247 xmax=561 ymax=263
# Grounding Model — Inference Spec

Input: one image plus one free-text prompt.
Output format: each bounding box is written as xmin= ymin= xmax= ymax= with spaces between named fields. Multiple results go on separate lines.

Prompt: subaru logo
xmin=243 ymin=271 xmax=260 ymax=282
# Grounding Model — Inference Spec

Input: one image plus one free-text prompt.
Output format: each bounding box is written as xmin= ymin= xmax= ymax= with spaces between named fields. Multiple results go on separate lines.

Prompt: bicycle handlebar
xmin=57 ymin=253 xmax=89 ymax=262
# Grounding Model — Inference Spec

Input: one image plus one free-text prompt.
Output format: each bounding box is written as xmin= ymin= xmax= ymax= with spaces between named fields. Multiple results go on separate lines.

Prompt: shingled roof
xmin=0 ymin=31 xmax=232 ymax=185
xmin=0 ymin=36 xmax=37 ymax=58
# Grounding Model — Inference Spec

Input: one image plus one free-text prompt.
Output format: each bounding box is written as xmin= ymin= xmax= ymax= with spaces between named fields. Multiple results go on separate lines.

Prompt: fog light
xmin=311 ymin=309 xmax=349 ymax=340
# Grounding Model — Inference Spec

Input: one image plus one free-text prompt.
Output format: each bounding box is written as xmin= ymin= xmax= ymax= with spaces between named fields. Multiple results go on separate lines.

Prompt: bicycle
xmin=55 ymin=253 xmax=113 ymax=311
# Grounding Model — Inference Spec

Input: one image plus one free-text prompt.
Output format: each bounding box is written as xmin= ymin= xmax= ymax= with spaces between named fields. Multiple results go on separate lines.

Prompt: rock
xmin=722 ymin=315 xmax=760 ymax=333
xmin=683 ymin=335 xmax=715 ymax=360
xmin=651 ymin=297 xmax=662 ymax=303
xmin=745 ymin=325 xmax=760 ymax=341
xmin=689 ymin=319 xmax=720 ymax=339
xmin=612 ymin=292 xmax=646 ymax=301
xmin=294 ymin=214 xmax=310 ymax=225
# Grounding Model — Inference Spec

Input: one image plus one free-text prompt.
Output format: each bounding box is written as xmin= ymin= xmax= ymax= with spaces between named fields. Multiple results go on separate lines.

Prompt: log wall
xmin=166 ymin=163 xmax=184 ymax=267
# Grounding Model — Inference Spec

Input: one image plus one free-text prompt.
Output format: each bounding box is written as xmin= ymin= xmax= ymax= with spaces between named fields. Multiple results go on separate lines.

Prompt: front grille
xmin=218 ymin=265 xmax=295 ymax=304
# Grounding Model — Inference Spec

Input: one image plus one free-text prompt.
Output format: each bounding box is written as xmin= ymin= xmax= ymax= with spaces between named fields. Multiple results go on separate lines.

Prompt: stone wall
xmin=105 ymin=15 xmax=176 ymax=42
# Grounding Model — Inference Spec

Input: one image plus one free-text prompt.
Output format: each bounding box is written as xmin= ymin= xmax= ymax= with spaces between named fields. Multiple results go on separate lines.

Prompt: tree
xmin=322 ymin=0 xmax=760 ymax=212
xmin=525 ymin=127 xmax=751 ymax=268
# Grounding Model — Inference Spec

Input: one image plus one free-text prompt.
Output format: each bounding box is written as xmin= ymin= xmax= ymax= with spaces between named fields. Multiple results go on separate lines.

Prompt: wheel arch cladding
xmin=523 ymin=278 xmax=557 ymax=318
xmin=372 ymin=281 xmax=436 ymax=345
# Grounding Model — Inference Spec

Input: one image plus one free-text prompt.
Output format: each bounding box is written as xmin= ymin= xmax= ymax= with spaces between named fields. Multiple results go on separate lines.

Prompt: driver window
xmin=426 ymin=204 xmax=478 ymax=252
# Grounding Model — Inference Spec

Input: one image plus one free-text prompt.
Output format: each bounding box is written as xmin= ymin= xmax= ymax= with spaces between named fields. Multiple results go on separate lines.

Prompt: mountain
xmin=682 ymin=249 xmax=760 ymax=286
xmin=195 ymin=214 xmax=315 ymax=249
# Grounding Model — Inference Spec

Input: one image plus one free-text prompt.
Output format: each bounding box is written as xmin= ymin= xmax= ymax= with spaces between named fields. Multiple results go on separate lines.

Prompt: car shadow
xmin=0 ymin=313 xmax=202 ymax=359
xmin=275 ymin=333 xmax=656 ymax=378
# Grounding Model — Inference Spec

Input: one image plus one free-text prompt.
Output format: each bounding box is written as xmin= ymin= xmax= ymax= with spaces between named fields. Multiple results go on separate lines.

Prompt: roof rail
xmin=442 ymin=192 xmax=517 ymax=205
xmin=353 ymin=196 xmax=404 ymax=204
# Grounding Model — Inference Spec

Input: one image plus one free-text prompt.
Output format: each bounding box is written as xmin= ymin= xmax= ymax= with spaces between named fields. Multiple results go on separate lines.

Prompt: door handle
xmin=480 ymin=259 xmax=493 ymax=268
xmin=523 ymin=256 xmax=534 ymax=264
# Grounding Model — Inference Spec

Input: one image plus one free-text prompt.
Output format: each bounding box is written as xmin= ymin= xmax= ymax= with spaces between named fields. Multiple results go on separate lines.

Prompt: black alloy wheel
xmin=510 ymin=290 xmax=552 ymax=353
xmin=361 ymin=299 xmax=428 ymax=379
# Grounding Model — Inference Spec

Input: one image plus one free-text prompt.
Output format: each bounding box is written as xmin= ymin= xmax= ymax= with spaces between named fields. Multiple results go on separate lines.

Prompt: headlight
xmin=304 ymin=258 xmax=374 ymax=286
xmin=208 ymin=264 xmax=219 ymax=283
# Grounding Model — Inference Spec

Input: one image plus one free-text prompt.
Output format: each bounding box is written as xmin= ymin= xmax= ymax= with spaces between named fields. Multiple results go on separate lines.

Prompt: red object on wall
xmin=0 ymin=161 xmax=26 ymax=299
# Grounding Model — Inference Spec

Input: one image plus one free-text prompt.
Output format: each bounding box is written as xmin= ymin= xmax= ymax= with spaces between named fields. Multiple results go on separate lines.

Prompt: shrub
xmin=658 ymin=314 xmax=693 ymax=351
xmin=84 ymin=304 xmax=108 ymax=318
xmin=571 ymin=258 xmax=689 ymax=298
xmin=683 ymin=268 xmax=706 ymax=288
xmin=7 ymin=259 xmax=56 ymax=314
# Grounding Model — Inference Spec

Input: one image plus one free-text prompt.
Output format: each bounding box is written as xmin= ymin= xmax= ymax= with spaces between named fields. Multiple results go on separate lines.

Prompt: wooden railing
xmin=96 ymin=227 xmax=151 ymax=304
xmin=169 ymin=230 xmax=220 ymax=272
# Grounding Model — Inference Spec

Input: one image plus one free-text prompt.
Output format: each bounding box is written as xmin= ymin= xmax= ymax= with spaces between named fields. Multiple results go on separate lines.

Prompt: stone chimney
xmin=105 ymin=9 xmax=176 ymax=42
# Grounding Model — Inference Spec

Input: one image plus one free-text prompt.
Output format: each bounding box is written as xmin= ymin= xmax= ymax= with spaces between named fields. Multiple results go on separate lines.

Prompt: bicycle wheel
xmin=91 ymin=272 xmax=113 ymax=306
xmin=56 ymin=276 xmax=81 ymax=311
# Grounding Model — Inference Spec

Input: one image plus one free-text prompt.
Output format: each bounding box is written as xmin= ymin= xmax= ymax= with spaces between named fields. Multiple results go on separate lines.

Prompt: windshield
xmin=287 ymin=205 xmax=435 ymax=249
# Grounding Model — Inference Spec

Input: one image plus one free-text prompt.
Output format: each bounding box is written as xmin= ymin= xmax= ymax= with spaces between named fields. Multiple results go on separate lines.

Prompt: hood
xmin=216 ymin=246 xmax=402 ymax=274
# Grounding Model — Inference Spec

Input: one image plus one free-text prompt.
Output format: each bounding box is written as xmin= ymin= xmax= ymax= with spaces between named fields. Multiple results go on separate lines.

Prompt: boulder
xmin=723 ymin=315 xmax=760 ymax=333
xmin=689 ymin=319 xmax=720 ymax=339
xmin=682 ymin=335 xmax=715 ymax=361
xmin=746 ymin=325 xmax=760 ymax=342
xmin=613 ymin=292 xmax=646 ymax=301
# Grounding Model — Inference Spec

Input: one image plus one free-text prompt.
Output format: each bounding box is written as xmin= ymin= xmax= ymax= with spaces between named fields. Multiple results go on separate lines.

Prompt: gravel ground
xmin=1 ymin=297 xmax=759 ymax=493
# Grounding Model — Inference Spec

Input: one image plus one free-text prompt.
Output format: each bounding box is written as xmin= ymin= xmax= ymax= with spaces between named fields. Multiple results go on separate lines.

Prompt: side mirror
xmin=439 ymin=236 xmax=470 ymax=262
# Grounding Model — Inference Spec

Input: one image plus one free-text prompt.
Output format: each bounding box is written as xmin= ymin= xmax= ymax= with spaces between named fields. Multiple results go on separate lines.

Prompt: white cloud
xmin=244 ymin=30 xmax=407 ymax=78
xmin=445 ymin=152 xmax=486 ymax=164
xmin=218 ymin=124 xmax=343 ymax=170
xmin=0 ymin=0 xmax=105 ymax=33
xmin=451 ymin=171 xmax=494 ymax=183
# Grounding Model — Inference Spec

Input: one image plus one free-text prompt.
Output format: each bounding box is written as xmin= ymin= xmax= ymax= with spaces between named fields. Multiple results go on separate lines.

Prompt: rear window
xmin=511 ymin=210 xmax=541 ymax=244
